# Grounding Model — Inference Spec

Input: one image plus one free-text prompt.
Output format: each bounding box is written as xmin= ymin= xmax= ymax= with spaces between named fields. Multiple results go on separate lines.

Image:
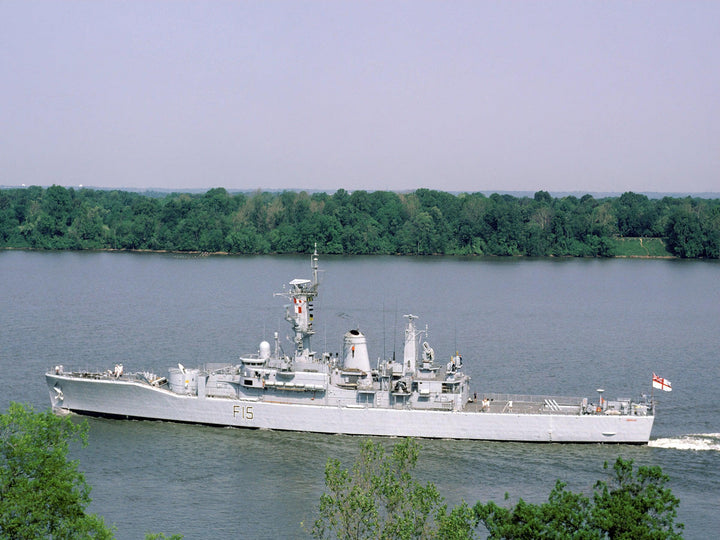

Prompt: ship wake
xmin=649 ymin=433 xmax=720 ymax=452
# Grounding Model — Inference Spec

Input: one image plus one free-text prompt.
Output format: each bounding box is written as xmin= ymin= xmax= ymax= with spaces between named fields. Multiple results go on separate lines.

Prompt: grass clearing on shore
xmin=610 ymin=237 xmax=673 ymax=258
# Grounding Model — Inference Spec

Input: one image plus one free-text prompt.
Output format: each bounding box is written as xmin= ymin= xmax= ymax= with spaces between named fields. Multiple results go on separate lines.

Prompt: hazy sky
xmin=1 ymin=1 xmax=718 ymax=193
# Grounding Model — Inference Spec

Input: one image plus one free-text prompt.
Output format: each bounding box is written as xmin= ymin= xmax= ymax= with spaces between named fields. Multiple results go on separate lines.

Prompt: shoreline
xmin=0 ymin=246 xmax=682 ymax=260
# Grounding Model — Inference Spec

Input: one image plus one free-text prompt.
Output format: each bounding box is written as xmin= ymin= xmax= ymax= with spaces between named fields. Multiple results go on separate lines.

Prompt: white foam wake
xmin=649 ymin=433 xmax=720 ymax=452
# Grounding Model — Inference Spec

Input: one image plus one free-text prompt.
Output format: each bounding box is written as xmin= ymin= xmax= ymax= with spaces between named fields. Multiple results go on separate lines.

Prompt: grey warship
xmin=46 ymin=250 xmax=655 ymax=443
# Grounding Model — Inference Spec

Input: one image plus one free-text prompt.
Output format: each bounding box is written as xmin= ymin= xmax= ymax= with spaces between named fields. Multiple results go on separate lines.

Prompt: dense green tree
xmin=332 ymin=188 xmax=351 ymax=211
xmin=591 ymin=457 xmax=683 ymax=539
xmin=524 ymin=222 xmax=552 ymax=257
xmin=303 ymin=213 xmax=343 ymax=254
xmin=43 ymin=185 xmax=74 ymax=228
xmin=247 ymin=190 xmax=271 ymax=233
xmin=69 ymin=202 xmax=107 ymax=247
xmin=665 ymin=203 xmax=705 ymax=258
xmin=349 ymin=190 xmax=373 ymax=215
xmin=226 ymin=225 xmax=269 ymax=254
xmin=0 ymin=403 xmax=114 ymax=539
xmin=475 ymin=456 xmax=683 ymax=540
xmin=615 ymin=192 xmax=657 ymax=237
xmin=369 ymin=191 xmax=406 ymax=235
xmin=704 ymin=205 xmax=720 ymax=258
xmin=269 ymin=223 xmax=301 ymax=252
xmin=482 ymin=194 xmax=523 ymax=255
xmin=310 ymin=438 xmax=476 ymax=539
xmin=0 ymin=193 xmax=19 ymax=245
xmin=475 ymin=482 xmax=596 ymax=540
xmin=200 ymin=187 xmax=234 ymax=215
xmin=454 ymin=194 xmax=490 ymax=254
xmin=533 ymin=190 xmax=553 ymax=205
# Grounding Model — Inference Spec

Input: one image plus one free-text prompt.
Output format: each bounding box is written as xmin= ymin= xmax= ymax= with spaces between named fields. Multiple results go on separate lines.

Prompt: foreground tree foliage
xmin=0 ymin=403 xmax=185 ymax=539
xmin=1 ymin=186 xmax=718 ymax=257
xmin=310 ymin=438 xmax=477 ymax=539
xmin=311 ymin=439 xmax=683 ymax=539
xmin=591 ymin=458 xmax=684 ymax=539
xmin=0 ymin=403 xmax=114 ymax=540
xmin=476 ymin=456 xmax=684 ymax=539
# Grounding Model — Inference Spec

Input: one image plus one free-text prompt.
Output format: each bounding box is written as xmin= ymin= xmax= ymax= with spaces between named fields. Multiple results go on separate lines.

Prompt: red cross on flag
xmin=652 ymin=373 xmax=672 ymax=392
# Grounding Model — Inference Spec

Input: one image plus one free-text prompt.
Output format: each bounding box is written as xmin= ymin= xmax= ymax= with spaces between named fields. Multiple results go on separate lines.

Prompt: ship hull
xmin=46 ymin=374 xmax=654 ymax=444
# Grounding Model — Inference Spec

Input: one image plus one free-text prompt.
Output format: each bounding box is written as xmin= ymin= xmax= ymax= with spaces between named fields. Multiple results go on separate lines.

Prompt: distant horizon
xmin=3 ymin=183 xmax=719 ymax=200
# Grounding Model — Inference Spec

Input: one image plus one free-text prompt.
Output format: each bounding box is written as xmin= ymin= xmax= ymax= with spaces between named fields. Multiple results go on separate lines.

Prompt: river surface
xmin=1 ymin=251 xmax=718 ymax=538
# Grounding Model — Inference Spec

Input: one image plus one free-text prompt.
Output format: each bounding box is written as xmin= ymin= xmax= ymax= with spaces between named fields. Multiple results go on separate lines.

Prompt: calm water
xmin=1 ymin=251 xmax=718 ymax=539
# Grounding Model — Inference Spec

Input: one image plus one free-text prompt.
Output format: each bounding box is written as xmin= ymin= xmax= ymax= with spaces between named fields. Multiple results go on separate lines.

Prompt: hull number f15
xmin=232 ymin=405 xmax=254 ymax=420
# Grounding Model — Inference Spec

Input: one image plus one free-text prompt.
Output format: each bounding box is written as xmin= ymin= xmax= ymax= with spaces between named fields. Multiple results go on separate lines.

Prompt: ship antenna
xmin=392 ymin=299 xmax=398 ymax=361
xmin=312 ymin=243 xmax=319 ymax=288
xmin=382 ymin=297 xmax=386 ymax=361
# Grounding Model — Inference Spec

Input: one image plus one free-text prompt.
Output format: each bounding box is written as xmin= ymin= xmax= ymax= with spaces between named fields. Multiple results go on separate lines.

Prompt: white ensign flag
xmin=652 ymin=373 xmax=672 ymax=392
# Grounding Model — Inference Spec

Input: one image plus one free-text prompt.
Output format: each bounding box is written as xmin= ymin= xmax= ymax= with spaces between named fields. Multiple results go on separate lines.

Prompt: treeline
xmin=1 ymin=185 xmax=719 ymax=258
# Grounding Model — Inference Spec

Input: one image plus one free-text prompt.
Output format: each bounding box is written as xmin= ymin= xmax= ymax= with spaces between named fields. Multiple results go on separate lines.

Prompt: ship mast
xmin=276 ymin=245 xmax=319 ymax=362
xmin=403 ymin=314 xmax=420 ymax=375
